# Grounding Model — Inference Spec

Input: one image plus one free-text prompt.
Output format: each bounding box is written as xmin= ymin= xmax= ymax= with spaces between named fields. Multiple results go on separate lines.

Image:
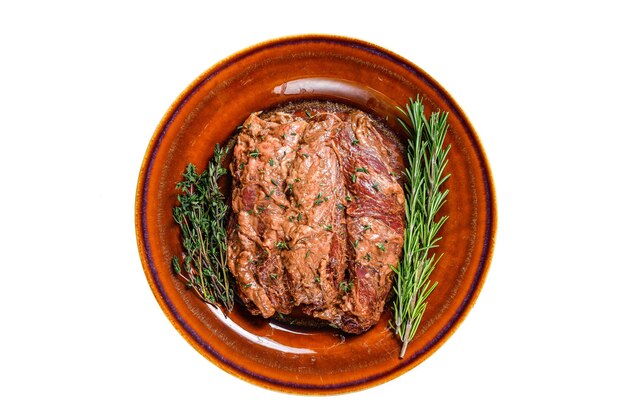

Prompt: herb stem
xmin=392 ymin=97 xmax=450 ymax=358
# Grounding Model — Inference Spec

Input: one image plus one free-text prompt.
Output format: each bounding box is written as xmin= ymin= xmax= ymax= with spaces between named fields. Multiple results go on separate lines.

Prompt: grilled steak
xmin=227 ymin=103 xmax=405 ymax=334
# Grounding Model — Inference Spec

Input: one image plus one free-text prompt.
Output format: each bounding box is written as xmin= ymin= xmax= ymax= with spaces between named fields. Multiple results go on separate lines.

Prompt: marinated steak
xmin=227 ymin=103 xmax=405 ymax=334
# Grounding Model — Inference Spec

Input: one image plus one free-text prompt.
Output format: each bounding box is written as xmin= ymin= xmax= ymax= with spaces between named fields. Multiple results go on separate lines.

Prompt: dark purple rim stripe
xmin=139 ymin=35 xmax=495 ymax=392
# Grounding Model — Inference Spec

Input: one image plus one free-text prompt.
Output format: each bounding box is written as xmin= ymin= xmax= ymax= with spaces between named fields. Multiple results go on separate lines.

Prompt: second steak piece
xmin=281 ymin=113 xmax=348 ymax=319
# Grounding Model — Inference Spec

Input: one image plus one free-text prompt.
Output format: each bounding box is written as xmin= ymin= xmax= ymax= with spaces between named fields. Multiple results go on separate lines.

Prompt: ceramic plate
xmin=135 ymin=35 xmax=496 ymax=394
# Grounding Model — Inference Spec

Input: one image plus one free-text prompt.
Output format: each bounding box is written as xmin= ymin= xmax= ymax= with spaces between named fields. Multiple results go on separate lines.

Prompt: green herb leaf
xmin=172 ymin=256 xmax=181 ymax=274
xmin=276 ymin=241 xmax=289 ymax=250
xmin=339 ymin=280 xmax=354 ymax=293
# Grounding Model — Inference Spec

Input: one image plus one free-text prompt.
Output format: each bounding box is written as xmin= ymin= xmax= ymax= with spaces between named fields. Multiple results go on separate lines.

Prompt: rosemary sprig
xmin=392 ymin=97 xmax=451 ymax=358
xmin=171 ymin=144 xmax=234 ymax=313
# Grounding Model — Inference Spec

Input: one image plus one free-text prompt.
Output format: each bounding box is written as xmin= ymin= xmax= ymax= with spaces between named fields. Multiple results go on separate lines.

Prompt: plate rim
xmin=135 ymin=33 xmax=497 ymax=395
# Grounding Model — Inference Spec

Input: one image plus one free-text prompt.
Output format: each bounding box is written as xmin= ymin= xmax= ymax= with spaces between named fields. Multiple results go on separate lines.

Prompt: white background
xmin=2 ymin=1 xmax=625 ymax=415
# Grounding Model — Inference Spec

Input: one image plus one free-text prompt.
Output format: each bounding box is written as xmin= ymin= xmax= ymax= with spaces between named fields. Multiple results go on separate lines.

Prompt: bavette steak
xmin=227 ymin=102 xmax=405 ymax=334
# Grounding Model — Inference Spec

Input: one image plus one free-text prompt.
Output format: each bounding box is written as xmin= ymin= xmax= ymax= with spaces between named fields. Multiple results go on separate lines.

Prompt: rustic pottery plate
xmin=135 ymin=35 xmax=496 ymax=394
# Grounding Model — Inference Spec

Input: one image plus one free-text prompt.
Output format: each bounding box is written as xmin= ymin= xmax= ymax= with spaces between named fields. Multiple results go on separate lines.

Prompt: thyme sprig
xmin=171 ymin=144 xmax=234 ymax=313
xmin=392 ymin=97 xmax=451 ymax=358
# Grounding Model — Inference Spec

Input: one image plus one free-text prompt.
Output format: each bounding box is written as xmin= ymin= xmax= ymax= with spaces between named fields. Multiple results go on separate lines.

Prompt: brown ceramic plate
xmin=135 ymin=35 xmax=496 ymax=394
